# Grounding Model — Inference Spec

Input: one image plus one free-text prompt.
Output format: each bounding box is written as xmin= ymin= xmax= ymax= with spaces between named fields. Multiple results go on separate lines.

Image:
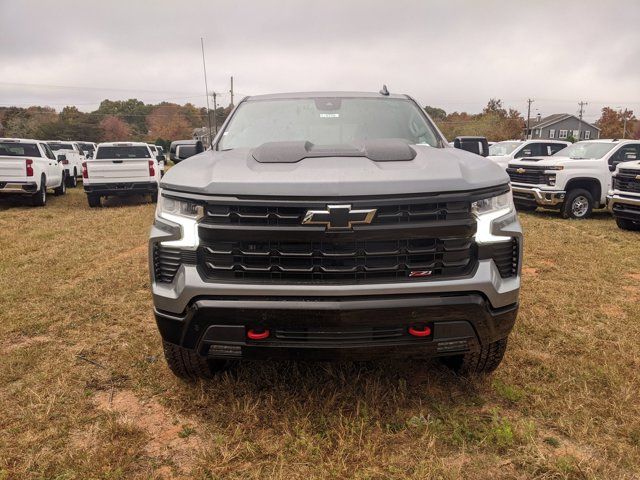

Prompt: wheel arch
xmin=565 ymin=177 xmax=602 ymax=205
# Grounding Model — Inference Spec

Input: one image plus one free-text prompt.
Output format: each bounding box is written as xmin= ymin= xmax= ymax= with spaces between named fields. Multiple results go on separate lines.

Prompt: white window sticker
xmin=319 ymin=113 xmax=340 ymax=118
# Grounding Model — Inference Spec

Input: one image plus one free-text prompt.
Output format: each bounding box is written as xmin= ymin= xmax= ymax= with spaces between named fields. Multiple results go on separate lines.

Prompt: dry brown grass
xmin=1 ymin=189 xmax=639 ymax=479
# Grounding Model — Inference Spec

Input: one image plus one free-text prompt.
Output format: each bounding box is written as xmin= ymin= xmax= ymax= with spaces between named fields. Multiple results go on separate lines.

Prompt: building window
xmin=549 ymin=129 xmax=555 ymax=139
xmin=585 ymin=130 xmax=591 ymax=140
xmin=559 ymin=130 xmax=568 ymax=139
xmin=573 ymin=130 xmax=579 ymax=138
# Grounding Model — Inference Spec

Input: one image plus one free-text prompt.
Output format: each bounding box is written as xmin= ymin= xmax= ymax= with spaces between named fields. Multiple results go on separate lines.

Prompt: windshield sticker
xmin=319 ymin=113 xmax=340 ymax=118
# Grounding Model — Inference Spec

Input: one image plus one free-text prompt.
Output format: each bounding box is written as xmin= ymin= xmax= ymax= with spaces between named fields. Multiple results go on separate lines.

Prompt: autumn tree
xmin=145 ymin=104 xmax=192 ymax=141
xmin=596 ymin=107 xmax=637 ymax=139
xmin=99 ymin=115 xmax=132 ymax=141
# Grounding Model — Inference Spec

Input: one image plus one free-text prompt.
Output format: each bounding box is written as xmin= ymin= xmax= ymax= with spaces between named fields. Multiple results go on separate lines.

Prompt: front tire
xmin=616 ymin=217 xmax=640 ymax=231
xmin=441 ymin=338 xmax=508 ymax=375
xmin=31 ymin=175 xmax=47 ymax=206
xmin=162 ymin=341 xmax=226 ymax=380
xmin=561 ymin=189 xmax=593 ymax=219
xmin=87 ymin=194 xmax=101 ymax=208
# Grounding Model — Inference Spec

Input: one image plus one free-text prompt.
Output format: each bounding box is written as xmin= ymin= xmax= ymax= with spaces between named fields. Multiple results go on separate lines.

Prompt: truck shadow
xmin=100 ymin=195 xmax=155 ymax=208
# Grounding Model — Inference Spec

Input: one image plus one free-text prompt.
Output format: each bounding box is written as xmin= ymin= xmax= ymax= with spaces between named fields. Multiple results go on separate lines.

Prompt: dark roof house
xmin=525 ymin=114 xmax=600 ymax=141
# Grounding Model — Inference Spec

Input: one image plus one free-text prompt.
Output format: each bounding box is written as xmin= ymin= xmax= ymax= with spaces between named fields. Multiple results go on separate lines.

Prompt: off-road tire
xmin=67 ymin=169 xmax=78 ymax=188
xmin=616 ymin=217 xmax=640 ymax=231
xmin=54 ymin=173 xmax=67 ymax=196
xmin=87 ymin=194 xmax=101 ymax=208
xmin=31 ymin=175 xmax=47 ymax=206
xmin=441 ymin=338 xmax=508 ymax=375
xmin=162 ymin=341 xmax=226 ymax=380
xmin=514 ymin=203 xmax=537 ymax=212
xmin=561 ymin=188 xmax=593 ymax=219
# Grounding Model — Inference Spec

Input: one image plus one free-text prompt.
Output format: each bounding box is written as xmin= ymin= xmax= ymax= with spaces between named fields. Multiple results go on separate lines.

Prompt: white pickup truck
xmin=608 ymin=160 xmax=640 ymax=231
xmin=77 ymin=141 xmax=98 ymax=159
xmin=147 ymin=144 xmax=166 ymax=177
xmin=507 ymin=139 xmax=640 ymax=219
xmin=488 ymin=139 xmax=570 ymax=169
xmin=83 ymin=142 xmax=160 ymax=207
xmin=47 ymin=141 xmax=86 ymax=188
xmin=0 ymin=138 xmax=67 ymax=206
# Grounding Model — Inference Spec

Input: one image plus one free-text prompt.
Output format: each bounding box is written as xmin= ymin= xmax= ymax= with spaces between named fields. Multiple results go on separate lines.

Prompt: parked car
xmin=508 ymin=139 xmax=640 ymax=218
xmin=147 ymin=143 xmax=166 ymax=177
xmin=47 ymin=141 xmax=85 ymax=187
xmin=150 ymin=91 xmax=522 ymax=379
xmin=607 ymin=160 xmax=640 ymax=231
xmin=0 ymin=138 xmax=66 ymax=205
xmin=77 ymin=141 xmax=98 ymax=159
xmin=488 ymin=140 xmax=570 ymax=169
xmin=83 ymin=142 xmax=160 ymax=207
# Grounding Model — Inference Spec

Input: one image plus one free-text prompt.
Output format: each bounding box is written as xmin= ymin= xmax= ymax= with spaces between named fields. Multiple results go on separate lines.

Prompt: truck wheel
xmin=87 ymin=194 xmax=101 ymax=208
xmin=151 ymin=191 xmax=158 ymax=203
xmin=67 ymin=169 xmax=78 ymax=188
xmin=561 ymin=189 xmax=593 ymax=219
xmin=616 ymin=217 xmax=640 ymax=231
xmin=31 ymin=175 xmax=47 ymax=206
xmin=162 ymin=341 xmax=226 ymax=380
xmin=54 ymin=173 xmax=67 ymax=196
xmin=441 ymin=338 xmax=508 ymax=375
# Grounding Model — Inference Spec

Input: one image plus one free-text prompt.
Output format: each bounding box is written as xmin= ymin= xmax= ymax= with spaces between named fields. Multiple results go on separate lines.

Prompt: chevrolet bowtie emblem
xmin=302 ymin=205 xmax=377 ymax=230
xmin=636 ymin=175 xmax=640 ymax=180
xmin=516 ymin=168 xmax=526 ymax=174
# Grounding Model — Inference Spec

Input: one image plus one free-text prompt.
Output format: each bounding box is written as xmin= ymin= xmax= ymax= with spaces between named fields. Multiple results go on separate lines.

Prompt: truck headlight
xmin=156 ymin=191 xmax=204 ymax=248
xmin=472 ymin=191 xmax=516 ymax=243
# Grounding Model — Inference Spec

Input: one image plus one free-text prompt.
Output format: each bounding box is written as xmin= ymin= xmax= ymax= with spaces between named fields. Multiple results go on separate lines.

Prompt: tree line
xmin=1 ymin=98 xmax=637 ymax=148
xmin=426 ymin=99 xmax=640 ymax=142
xmin=0 ymin=99 xmax=232 ymax=150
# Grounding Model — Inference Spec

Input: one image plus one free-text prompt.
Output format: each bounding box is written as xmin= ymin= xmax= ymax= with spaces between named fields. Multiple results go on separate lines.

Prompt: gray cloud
xmin=1 ymin=0 xmax=638 ymax=121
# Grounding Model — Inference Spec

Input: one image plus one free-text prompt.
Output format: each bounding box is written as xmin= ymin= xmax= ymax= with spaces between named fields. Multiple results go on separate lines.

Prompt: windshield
xmin=48 ymin=143 xmax=73 ymax=151
xmin=0 ymin=142 xmax=41 ymax=157
xmin=95 ymin=146 xmax=150 ymax=159
xmin=218 ymin=97 xmax=440 ymax=150
xmin=489 ymin=141 xmax=522 ymax=156
xmin=555 ymin=142 xmax=616 ymax=159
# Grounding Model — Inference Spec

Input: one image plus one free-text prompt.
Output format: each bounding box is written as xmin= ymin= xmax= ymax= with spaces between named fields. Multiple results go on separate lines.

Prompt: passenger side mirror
xmin=453 ymin=136 xmax=489 ymax=157
xmin=57 ymin=154 xmax=66 ymax=162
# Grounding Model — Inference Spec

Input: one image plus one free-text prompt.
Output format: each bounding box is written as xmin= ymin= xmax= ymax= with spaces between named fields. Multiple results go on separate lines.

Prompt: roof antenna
xmin=379 ymin=84 xmax=389 ymax=96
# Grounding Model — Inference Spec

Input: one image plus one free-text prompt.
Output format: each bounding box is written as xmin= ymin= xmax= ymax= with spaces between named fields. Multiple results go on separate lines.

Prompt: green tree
xmin=424 ymin=106 xmax=447 ymax=122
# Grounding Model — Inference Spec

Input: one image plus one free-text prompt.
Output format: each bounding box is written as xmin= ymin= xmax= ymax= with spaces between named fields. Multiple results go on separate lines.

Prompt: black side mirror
xmin=453 ymin=136 xmax=489 ymax=157
xmin=57 ymin=154 xmax=66 ymax=162
xmin=156 ymin=154 xmax=166 ymax=162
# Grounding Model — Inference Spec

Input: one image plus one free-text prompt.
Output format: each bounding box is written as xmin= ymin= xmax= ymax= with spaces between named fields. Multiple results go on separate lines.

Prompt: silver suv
xmin=149 ymin=91 xmax=523 ymax=379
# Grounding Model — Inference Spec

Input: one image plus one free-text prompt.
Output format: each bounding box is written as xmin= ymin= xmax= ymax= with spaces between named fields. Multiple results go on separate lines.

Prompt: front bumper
xmin=155 ymin=294 xmax=518 ymax=360
xmin=84 ymin=181 xmax=157 ymax=197
xmin=607 ymin=193 xmax=640 ymax=220
xmin=0 ymin=181 xmax=38 ymax=194
xmin=512 ymin=185 xmax=565 ymax=206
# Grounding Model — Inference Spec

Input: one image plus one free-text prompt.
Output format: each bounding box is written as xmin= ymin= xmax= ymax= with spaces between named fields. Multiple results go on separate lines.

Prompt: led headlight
xmin=156 ymin=191 xmax=204 ymax=248
xmin=472 ymin=191 xmax=516 ymax=243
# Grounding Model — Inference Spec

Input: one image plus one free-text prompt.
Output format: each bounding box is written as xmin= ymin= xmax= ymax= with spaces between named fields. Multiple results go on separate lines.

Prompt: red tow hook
xmin=247 ymin=328 xmax=270 ymax=340
xmin=408 ymin=324 xmax=432 ymax=337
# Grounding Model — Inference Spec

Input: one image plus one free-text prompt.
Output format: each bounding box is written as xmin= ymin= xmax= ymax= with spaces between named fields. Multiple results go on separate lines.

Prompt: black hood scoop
xmin=251 ymin=138 xmax=417 ymax=163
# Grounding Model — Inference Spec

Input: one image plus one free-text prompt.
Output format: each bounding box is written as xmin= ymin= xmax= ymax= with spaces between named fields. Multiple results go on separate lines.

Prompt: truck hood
xmin=160 ymin=145 xmax=509 ymax=197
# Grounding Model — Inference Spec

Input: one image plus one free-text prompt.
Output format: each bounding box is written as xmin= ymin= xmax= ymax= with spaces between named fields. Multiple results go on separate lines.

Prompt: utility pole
xmin=526 ymin=99 xmax=534 ymax=139
xmin=622 ymin=109 xmax=629 ymax=139
xmin=200 ymin=38 xmax=213 ymax=147
xmin=577 ymin=101 xmax=588 ymax=141
xmin=229 ymin=76 xmax=234 ymax=108
xmin=212 ymin=92 xmax=218 ymax=133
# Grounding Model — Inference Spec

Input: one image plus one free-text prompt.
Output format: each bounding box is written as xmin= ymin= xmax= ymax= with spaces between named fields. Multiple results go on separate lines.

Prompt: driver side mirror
xmin=57 ymin=154 xmax=66 ymax=162
xmin=156 ymin=154 xmax=166 ymax=162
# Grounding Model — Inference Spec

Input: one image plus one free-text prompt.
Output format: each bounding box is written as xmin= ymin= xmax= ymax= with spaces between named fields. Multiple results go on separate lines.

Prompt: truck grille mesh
xmin=614 ymin=173 xmax=640 ymax=194
xmin=153 ymin=244 xmax=197 ymax=283
xmin=506 ymin=166 xmax=548 ymax=185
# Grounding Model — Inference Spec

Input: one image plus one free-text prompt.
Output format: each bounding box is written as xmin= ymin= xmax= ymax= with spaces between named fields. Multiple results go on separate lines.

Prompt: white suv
xmin=47 ymin=141 xmax=86 ymax=188
xmin=0 ymin=138 xmax=66 ymax=206
xmin=83 ymin=142 xmax=160 ymax=207
xmin=508 ymin=139 xmax=640 ymax=219
xmin=488 ymin=140 xmax=570 ymax=169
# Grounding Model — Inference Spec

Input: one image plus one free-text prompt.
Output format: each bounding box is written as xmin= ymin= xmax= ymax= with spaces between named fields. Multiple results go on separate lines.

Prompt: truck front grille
xmin=153 ymin=244 xmax=197 ymax=283
xmin=614 ymin=173 xmax=640 ymax=194
xmin=196 ymin=195 xmax=480 ymax=284
xmin=507 ymin=165 xmax=551 ymax=185
xmin=200 ymin=237 xmax=475 ymax=282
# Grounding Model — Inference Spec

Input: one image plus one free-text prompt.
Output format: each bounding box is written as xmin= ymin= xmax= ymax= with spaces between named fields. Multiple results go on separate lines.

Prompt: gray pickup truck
xmin=149 ymin=91 xmax=522 ymax=379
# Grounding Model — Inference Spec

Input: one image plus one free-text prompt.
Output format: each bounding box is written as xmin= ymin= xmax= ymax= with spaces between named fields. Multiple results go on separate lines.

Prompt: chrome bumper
xmin=607 ymin=193 xmax=640 ymax=212
xmin=512 ymin=186 xmax=565 ymax=206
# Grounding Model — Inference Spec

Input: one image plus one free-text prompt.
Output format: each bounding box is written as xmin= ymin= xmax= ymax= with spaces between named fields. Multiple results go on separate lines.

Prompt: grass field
xmin=1 ymin=187 xmax=640 ymax=479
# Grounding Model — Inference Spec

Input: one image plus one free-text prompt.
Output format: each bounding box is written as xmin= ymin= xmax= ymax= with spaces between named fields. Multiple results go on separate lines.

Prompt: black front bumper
xmin=84 ymin=182 xmax=157 ymax=197
xmin=155 ymin=294 xmax=518 ymax=361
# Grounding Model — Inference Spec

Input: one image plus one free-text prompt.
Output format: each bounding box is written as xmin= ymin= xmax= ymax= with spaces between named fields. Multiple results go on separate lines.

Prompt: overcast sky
xmin=1 ymin=0 xmax=638 ymax=121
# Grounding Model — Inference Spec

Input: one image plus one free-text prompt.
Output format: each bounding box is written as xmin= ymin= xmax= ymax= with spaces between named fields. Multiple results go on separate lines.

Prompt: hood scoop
xmin=251 ymin=139 xmax=417 ymax=163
